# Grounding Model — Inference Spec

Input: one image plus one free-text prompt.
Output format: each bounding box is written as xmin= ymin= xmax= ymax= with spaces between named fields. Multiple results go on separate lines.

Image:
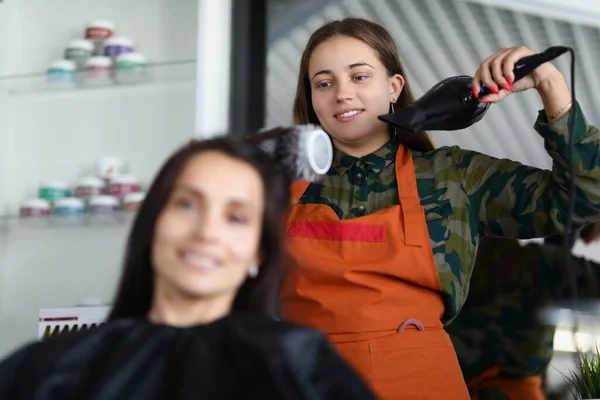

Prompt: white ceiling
xmin=266 ymin=0 xmax=600 ymax=170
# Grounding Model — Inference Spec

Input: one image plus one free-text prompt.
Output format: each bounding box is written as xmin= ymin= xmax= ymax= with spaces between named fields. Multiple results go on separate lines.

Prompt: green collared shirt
xmin=300 ymin=140 xmax=398 ymax=219
xmin=299 ymin=103 xmax=600 ymax=323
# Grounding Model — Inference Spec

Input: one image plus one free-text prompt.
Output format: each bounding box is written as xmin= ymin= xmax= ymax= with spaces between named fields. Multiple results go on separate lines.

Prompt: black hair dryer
xmin=379 ymin=75 xmax=489 ymax=132
xmin=378 ymin=46 xmax=569 ymax=132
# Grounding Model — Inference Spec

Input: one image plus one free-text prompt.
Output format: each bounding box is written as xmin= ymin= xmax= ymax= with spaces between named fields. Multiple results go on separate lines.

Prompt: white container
xmin=104 ymin=36 xmax=134 ymax=59
xmin=88 ymin=195 xmax=119 ymax=214
xmin=123 ymin=191 xmax=146 ymax=211
xmin=83 ymin=56 xmax=113 ymax=86
xmin=53 ymin=197 xmax=85 ymax=216
xmin=74 ymin=176 xmax=105 ymax=200
xmin=85 ymin=19 xmax=116 ymax=56
xmin=46 ymin=60 xmax=77 ymax=84
xmin=39 ymin=180 xmax=70 ymax=201
xmin=97 ymin=156 xmax=124 ymax=181
xmin=20 ymin=199 xmax=51 ymax=217
xmin=110 ymin=175 xmax=142 ymax=197
xmin=115 ymin=53 xmax=147 ymax=84
xmin=64 ymin=39 xmax=94 ymax=69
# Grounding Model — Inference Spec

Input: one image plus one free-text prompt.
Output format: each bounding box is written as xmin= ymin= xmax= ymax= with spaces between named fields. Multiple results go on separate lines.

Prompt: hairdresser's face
xmin=152 ymin=151 xmax=264 ymax=306
xmin=308 ymin=36 xmax=404 ymax=154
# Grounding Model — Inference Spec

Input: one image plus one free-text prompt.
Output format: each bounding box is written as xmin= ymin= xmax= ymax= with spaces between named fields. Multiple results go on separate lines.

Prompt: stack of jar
xmin=46 ymin=19 xmax=147 ymax=87
xmin=19 ymin=157 xmax=146 ymax=218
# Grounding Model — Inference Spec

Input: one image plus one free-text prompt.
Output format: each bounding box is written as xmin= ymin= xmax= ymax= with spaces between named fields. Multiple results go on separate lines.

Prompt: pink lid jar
xmin=20 ymin=199 xmax=51 ymax=217
xmin=109 ymin=175 xmax=141 ymax=197
xmin=85 ymin=19 xmax=116 ymax=56
xmin=74 ymin=176 xmax=105 ymax=200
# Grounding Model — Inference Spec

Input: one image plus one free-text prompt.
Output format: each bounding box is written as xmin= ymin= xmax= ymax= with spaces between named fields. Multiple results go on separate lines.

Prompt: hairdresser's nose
xmin=336 ymin=80 xmax=354 ymax=103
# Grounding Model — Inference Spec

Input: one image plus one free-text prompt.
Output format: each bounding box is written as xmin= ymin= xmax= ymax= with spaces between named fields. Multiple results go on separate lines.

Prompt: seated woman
xmin=0 ymin=136 xmax=376 ymax=400
xmin=446 ymin=222 xmax=600 ymax=400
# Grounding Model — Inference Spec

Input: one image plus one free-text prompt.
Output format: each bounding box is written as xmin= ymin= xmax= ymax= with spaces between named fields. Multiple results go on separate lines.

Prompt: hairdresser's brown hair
xmin=293 ymin=17 xmax=435 ymax=153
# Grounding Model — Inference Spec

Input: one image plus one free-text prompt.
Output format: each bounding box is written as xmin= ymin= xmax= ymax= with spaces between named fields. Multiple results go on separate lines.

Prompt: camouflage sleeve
xmin=452 ymin=102 xmax=600 ymax=238
xmin=529 ymin=244 xmax=600 ymax=299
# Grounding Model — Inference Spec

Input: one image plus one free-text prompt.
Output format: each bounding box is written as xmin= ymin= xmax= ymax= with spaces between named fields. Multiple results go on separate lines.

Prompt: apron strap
xmin=290 ymin=181 xmax=310 ymax=205
xmin=395 ymin=144 xmax=425 ymax=247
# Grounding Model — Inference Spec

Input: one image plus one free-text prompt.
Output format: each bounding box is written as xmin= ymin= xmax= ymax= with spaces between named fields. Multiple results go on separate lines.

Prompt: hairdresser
xmin=279 ymin=17 xmax=600 ymax=400
xmin=447 ymin=222 xmax=600 ymax=400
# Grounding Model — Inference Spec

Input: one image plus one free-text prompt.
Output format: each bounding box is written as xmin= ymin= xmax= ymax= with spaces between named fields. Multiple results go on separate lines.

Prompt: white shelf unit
xmin=0 ymin=65 xmax=196 ymax=359
xmin=0 ymin=0 xmax=235 ymax=362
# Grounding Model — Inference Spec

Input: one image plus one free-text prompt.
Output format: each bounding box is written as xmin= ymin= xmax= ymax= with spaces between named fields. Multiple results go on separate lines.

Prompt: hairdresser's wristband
xmin=547 ymin=101 xmax=573 ymax=122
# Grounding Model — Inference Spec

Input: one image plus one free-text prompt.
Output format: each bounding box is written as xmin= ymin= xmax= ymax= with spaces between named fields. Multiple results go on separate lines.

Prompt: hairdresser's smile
xmin=334 ymin=108 xmax=364 ymax=122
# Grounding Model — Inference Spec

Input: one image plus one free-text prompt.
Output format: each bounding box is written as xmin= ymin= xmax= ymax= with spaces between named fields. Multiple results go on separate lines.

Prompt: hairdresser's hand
xmin=471 ymin=45 xmax=565 ymax=103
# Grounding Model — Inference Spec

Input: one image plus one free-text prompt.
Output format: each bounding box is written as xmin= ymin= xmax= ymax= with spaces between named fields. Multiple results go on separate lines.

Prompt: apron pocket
xmin=368 ymin=329 xmax=469 ymax=400
xmin=330 ymin=339 xmax=374 ymax=393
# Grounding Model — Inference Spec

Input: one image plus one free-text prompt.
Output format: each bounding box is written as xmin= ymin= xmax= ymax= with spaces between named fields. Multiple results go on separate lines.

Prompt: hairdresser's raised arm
xmin=455 ymin=46 xmax=600 ymax=238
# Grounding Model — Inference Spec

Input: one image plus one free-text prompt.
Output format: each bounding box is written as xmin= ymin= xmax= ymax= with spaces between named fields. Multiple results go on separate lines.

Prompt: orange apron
xmin=282 ymin=143 xmax=469 ymax=399
xmin=468 ymin=368 xmax=545 ymax=400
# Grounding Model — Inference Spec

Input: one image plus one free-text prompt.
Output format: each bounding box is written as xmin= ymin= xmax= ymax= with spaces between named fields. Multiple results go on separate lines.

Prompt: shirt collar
xmin=329 ymin=140 xmax=398 ymax=176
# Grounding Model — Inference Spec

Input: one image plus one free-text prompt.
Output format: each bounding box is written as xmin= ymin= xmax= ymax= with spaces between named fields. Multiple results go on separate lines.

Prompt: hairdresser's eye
xmin=354 ymin=75 xmax=368 ymax=82
xmin=317 ymin=81 xmax=332 ymax=89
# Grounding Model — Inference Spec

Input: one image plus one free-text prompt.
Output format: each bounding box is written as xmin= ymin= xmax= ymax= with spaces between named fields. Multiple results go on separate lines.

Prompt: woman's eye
xmin=354 ymin=75 xmax=368 ymax=82
xmin=317 ymin=81 xmax=331 ymax=89
xmin=229 ymin=215 xmax=248 ymax=224
xmin=174 ymin=199 xmax=194 ymax=209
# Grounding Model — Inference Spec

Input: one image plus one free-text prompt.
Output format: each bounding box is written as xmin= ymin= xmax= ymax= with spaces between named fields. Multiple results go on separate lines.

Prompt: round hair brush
xmin=246 ymin=125 xmax=333 ymax=182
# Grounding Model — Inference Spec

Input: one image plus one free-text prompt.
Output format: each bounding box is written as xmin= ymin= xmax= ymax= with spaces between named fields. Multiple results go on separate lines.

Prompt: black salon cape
xmin=0 ymin=313 xmax=376 ymax=400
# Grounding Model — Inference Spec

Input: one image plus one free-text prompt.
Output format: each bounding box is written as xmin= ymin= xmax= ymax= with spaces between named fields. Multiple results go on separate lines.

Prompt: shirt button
xmin=356 ymin=161 xmax=363 ymax=167
xmin=356 ymin=173 xmax=363 ymax=179
xmin=358 ymin=204 xmax=365 ymax=211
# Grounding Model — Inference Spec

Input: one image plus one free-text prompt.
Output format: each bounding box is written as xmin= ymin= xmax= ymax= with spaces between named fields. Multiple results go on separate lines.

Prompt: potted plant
xmin=566 ymin=346 xmax=600 ymax=399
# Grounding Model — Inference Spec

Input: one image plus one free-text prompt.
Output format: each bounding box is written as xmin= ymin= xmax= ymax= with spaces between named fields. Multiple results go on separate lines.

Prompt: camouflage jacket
xmin=299 ymin=103 xmax=600 ymax=323
xmin=445 ymin=242 xmax=600 ymax=383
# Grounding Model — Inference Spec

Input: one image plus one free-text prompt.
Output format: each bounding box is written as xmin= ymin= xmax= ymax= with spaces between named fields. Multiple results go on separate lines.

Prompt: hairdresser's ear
xmin=389 ymin=74 xmax=405 ymax=102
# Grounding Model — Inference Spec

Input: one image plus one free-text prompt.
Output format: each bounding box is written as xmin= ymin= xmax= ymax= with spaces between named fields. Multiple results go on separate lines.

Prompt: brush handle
xmin=479 ymin=46 xmax=569 ymax=97
xmin=244 ymin=127 xmax=290 ymax=143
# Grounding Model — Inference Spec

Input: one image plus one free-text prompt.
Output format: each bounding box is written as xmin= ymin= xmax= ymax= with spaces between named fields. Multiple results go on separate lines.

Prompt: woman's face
xmin=308 ymin=35 xmax=404 ymax=154
xmin=151 ymin=151 xmax=264 ymax=305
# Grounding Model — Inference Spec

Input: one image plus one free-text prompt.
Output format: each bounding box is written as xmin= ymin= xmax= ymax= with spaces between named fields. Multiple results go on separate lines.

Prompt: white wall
xmin=0 ymin=0 xmax=199 ymax=359
xmin=0 ymin=219 xmax=131 ymax=357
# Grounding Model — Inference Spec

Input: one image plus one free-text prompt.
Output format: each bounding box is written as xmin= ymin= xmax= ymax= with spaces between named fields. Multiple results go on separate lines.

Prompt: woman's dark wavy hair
xmin=108 ymin=136 xmax=291 ymax=320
